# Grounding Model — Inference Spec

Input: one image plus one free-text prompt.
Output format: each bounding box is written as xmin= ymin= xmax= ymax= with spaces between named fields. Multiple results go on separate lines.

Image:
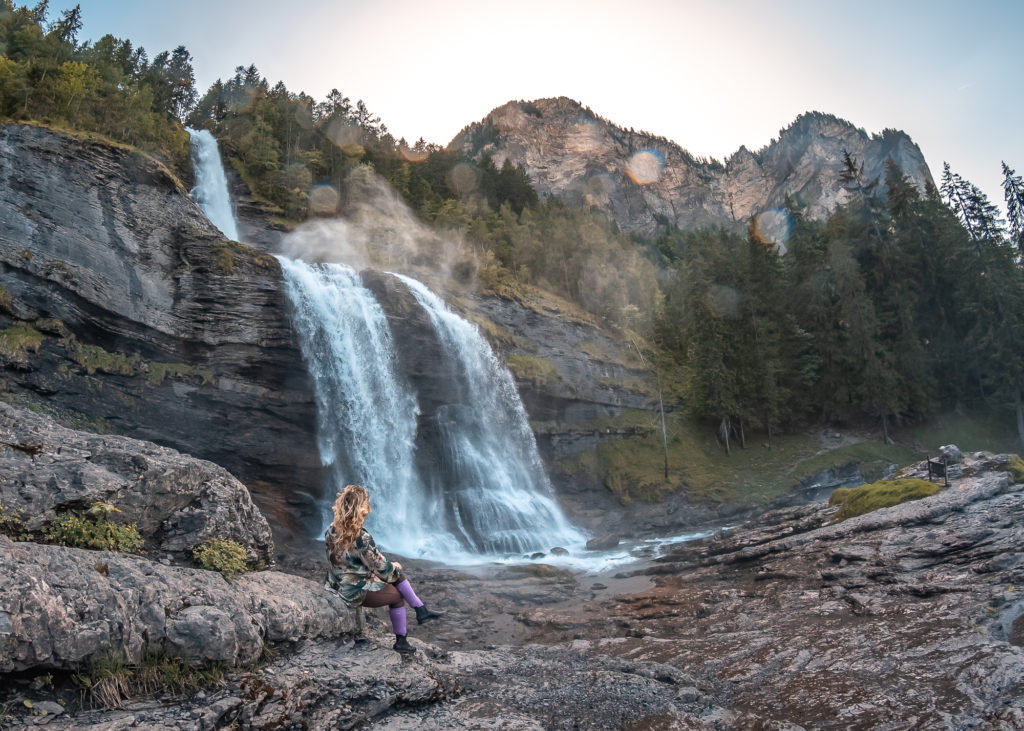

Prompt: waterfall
xmin=279 ymin=256 xmax=587 ymax=560
xmin=186 ymin=128 xmax=240 ymax=241
xmin=394 ymin=274 xmax=587 ymax=554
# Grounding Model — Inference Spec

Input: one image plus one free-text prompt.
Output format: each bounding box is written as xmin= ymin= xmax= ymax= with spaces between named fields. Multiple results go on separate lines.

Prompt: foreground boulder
xmin=0 ymin=536 xmax=357 ymax=673
xmin=0 ymin=402 xmax=274 ymax=565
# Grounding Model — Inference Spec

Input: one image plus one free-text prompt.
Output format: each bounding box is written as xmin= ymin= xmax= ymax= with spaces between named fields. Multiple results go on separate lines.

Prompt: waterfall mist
xmin=187 ymin=128 xmax=240 ymax=241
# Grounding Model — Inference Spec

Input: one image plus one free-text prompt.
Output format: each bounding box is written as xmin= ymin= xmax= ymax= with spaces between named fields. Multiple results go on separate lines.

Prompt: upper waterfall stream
xmin=186 ymin=127 xmax=240 ymax=241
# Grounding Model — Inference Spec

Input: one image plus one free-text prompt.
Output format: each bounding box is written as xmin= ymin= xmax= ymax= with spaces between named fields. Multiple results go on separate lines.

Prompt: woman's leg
xmin=394 ymin=579 xmax=423 ymax=608
xmin=362 ymin=586 xmax=414 ymax=653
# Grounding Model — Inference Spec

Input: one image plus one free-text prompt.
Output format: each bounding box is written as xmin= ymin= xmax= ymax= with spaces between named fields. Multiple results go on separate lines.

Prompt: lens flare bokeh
xmin=625 ymin=149 xmax=665 ymax=185
xmin=448 ymin=162 xmax=480 ymax=196
xmin=752 ymin=209 xmax=792 ymax=254
xmin=309 ymin=184 xmax=340 ymax=215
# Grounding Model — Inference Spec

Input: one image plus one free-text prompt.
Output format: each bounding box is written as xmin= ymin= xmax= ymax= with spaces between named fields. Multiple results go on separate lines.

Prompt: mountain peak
xmin=451 ymin=99 xmax=934 ymax=235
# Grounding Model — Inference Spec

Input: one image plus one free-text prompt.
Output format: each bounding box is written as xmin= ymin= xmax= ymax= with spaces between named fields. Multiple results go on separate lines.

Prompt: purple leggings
xmin=362 ymin=579 xmax=424 ymax=635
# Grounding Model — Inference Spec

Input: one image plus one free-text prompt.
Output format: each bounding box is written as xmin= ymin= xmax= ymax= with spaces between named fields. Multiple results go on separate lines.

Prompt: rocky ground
xmin=4 ymin=444 xmax=1023 ymax=729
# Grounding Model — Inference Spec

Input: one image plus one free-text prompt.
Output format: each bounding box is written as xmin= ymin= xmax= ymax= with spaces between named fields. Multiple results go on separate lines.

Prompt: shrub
xmin=192 ymin=538 xmax=249 ymax=579
xmin=829 ymin=478 xmax=942 ymax=522
xmin=0 ymin=499 xmax=31 ymax=541
xmin=44 ymin=513 xmax=143 ymax=552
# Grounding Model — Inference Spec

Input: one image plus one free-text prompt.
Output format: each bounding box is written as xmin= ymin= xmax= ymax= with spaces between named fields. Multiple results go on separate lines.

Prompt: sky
xmin=52 ymin=0 xmax=1023 ymax=210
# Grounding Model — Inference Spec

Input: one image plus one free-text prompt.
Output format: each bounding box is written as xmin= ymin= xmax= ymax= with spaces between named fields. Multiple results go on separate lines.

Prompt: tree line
xmin=0 ymin=1 xmax=196 ymax=171
xmin=655 ymin=159 xmax=1024 ymax=449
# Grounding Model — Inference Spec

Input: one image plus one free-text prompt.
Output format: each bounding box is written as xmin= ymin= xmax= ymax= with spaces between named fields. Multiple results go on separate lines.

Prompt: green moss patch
xmin=829 ymin=478 xmax=942 ymax=522
xmin=1008 ymin=454 xmax=1024 ymax=484
xmin=145 ymin=362 xmax=214 ymax=386
xmin=0 ymin=324 xmax=44 ymax=357
xmin=0 ymin=284 xmax=13 ymax=314
xmin=66 ymin=339 xmax=139 ymax=376
xmin=506 ymin=353 xmax=560 ymax=387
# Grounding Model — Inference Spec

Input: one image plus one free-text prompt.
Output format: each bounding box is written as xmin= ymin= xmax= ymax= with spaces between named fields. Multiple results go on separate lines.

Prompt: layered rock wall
xmin=0 ymin=124 xmax=321 ymax=546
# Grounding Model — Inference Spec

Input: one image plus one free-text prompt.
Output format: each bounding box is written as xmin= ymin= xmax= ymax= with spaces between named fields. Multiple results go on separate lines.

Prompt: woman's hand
xmin=392 ymin=561 xmax=403 ymax=572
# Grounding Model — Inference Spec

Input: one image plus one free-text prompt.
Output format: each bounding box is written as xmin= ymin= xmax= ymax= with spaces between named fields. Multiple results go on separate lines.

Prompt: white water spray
xmin=187 ymin=128 xmax=240 ymax=241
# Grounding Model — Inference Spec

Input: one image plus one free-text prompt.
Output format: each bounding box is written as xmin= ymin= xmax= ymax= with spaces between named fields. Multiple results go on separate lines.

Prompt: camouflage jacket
xmin=324 ymin=526 xmax=401 ymax=606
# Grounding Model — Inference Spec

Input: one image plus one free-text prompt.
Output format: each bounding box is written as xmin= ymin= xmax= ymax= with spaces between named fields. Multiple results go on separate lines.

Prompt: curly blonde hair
xmin=331 ymin=484 xmax=370 ymax=550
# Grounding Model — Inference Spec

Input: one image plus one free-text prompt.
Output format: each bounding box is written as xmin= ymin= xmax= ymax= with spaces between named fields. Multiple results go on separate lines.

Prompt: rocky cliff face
xmin=0 ymin=124 xmax=321 ymax=547
xmin=451 ymin=98 xmax=935 ymax=236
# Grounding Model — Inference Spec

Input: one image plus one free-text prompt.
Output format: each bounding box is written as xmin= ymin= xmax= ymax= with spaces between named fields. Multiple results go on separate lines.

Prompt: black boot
xmin=415 ymin=605 xmax=444 ymax=624
xmin=393 ymin=634 xmax=416 ymax=655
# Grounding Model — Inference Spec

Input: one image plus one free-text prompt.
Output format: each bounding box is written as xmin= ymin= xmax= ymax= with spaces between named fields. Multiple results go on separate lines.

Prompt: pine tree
xmin=1003 ymin=162 xmax=1024 ymax=262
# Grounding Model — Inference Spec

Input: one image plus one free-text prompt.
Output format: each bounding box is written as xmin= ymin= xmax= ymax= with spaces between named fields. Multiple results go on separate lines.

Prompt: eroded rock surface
xmin=0 ymin=536 xmax=358 ymax=673
xmin=0 ymin=402 xmax=273 ymax=563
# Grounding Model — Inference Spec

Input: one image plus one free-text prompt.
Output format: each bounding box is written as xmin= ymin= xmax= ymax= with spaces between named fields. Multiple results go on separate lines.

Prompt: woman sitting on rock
xmin=325 ymin=484 xmax=443 ymax=654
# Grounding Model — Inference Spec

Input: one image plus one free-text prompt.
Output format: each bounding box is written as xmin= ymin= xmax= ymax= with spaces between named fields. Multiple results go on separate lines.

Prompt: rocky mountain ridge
xmin=451 ymin=97 xmax=935 ymax=235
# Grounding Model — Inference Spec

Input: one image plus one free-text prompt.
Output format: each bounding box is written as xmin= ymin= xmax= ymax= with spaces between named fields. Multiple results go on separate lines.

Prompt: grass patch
xmin=0 ymin=324 xmax=44 ymax=358
xmin=212 ymin=240 xmax=278 ymax=274
xmin=559 ymin=410 xmax=927 ymax=507
xmin=66 ymin=338 xmax=139 ymax=376
xmin=193 ymin=538 xmax=249 ymax=579
xmin=74 ymin=649 xmax=226 ymax=709
xmin=829 ymin=478 xmax=942 ymax=522
xmin=145 ymin=362 xmax=214 ymax=386
xmin=1008 ymin=454 xmax=1024 ymax=484
xmin=506 ymin=353 xmax=560 ymax=387
xmin=596 ymin=375 xmax=655 ymax=396
xmin=45 ymin=509 xmax=143 ymax=552
xmin=0 ymin=284 xmax=13 ymax=314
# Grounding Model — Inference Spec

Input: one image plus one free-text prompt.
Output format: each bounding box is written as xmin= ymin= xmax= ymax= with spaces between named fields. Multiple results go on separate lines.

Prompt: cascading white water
xmin=186 ymin=127 xmax=240 ymax=241
xmin=278 ymin=255 xmax=587 ymax=560
xmin=394 ymin=274 xmax=587 ymax=554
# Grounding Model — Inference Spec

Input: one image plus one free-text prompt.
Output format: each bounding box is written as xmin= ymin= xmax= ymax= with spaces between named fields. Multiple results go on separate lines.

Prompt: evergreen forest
xmin=2 ymin=1 xmax=1023 ymax=448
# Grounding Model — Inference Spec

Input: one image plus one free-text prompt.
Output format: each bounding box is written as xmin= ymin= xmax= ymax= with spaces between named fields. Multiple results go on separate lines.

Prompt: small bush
xmin=44 ymin=513 xmax=143 ymax=552
xmin=0 ymin=499 xmax=31 ymax=541
xmin=193 ymin=538 xmax=249 ymax=579
xmin=1008 ymin=454 xmax=1024 ymax=484
xmin=829 ymin=478 xmax=942 ymax=522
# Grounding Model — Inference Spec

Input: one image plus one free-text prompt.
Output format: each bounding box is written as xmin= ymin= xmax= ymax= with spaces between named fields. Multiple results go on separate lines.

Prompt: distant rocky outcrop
xmin=451 ymin=98 xmax=934 ymax=235
xmin=0 ymin=402 xmax=273 ymax=564
xmin=0 ymin=123 xmax=321 ymax=546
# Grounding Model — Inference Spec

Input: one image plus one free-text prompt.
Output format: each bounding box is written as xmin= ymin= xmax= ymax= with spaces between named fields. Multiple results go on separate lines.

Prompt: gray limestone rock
xmin=0 ymin=536 xmax=358 ymax=673
xmin=0 ymin=402 xmax=274 ymax=565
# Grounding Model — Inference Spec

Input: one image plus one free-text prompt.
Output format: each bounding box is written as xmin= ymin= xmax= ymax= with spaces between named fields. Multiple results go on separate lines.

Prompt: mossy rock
xmin=1008 ymin=454 xmax=1024 ymax=484
xmin=829 ymin=477 xmax=942 ymax=522
xmin=506 ymin=353 xmax=560 ymax=387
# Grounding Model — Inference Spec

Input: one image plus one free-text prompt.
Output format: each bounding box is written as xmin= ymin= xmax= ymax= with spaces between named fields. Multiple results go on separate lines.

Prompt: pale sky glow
xmin=53 ymin=0 xmax=1023 ymax=210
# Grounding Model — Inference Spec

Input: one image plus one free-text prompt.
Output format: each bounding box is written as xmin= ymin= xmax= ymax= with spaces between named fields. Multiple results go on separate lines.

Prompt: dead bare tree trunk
xmin=631 ymin=337 xmax=670 ymax=480
xmin=718 ymin=417 xmax=731 ymax=456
